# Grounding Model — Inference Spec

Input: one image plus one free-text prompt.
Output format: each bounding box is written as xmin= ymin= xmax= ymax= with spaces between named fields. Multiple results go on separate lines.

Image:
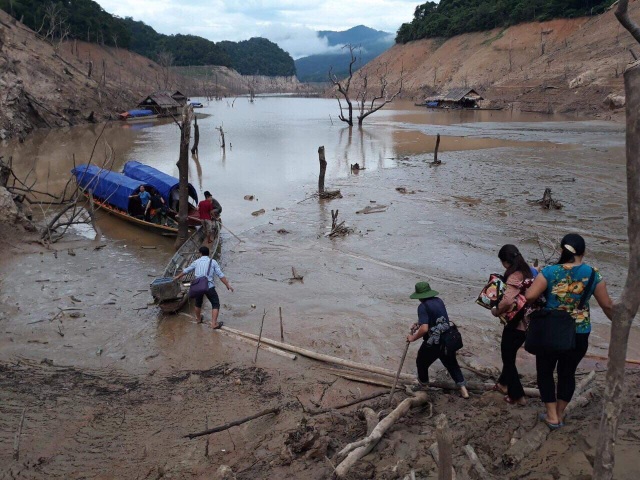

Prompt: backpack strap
xmin=577 ymin=268 xmax=597 ymax=310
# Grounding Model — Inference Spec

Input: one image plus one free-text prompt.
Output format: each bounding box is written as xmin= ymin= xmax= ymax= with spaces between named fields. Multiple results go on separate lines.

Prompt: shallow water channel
xmin=1 ymin=98 xmax=637 ymax=377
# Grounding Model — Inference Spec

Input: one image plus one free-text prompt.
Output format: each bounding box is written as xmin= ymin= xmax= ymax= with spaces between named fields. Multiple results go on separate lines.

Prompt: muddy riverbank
xmin=1 ymin=102 xmax=639 ymax=478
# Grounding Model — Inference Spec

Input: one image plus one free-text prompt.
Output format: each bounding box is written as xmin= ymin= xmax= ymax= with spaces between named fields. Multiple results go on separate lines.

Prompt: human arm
xmin=211 ymin=198 xmax=222 ymax=218
xmin=525 ymin=273 xmax=548 ymax=303
xmin=220 ymin=276 xmax=234 ymax=292
xmin=407 ymin=324 xmax=429 ymax=342
xmin=493 ymin=272 xmax=523 ymax=316
xmin=173 ymin=262 xmax=196 ymax=280
xmin=593 ymin=280 xmax=614 ymax=320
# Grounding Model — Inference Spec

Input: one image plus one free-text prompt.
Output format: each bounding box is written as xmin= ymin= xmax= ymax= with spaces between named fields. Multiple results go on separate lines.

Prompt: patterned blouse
xmin=541 ymin=263 xmax=602 ymax=334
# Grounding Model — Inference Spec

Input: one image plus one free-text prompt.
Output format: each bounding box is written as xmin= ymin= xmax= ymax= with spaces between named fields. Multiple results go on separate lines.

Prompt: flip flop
xmin=211 ymin=321 xmax=224 ymax=330
xmin=492 ymin=383 xmax=507 ymax=394
xmin=538 ymin=413 xmax=563 ymax=430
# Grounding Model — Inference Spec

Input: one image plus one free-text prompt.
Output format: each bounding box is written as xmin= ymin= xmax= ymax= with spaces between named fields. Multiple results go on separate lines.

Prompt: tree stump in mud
xmin=529 ymin=188 xmax=562 ymax=209
xmin=318 ymin=146 xmax=327 ymax=194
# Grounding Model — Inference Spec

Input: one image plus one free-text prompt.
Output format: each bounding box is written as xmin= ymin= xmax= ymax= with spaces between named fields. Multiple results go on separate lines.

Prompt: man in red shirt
xmin=198 ymin=191 xmax=222 ymax=243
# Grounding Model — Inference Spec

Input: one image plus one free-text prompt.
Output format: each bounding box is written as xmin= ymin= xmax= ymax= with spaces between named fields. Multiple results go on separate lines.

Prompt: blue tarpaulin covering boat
xmin=123 ymin=161 xmax=198 ymax=208
xmin=71 ymin=164 xmax=146 ymax=212
xmin=126 ymin=109 xmax=154 ymax=117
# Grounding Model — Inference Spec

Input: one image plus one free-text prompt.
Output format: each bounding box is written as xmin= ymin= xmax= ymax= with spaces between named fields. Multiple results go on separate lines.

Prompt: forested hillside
xmin=0 ymin=0 xmax=295 ymax=75
xmin=396 ymin=0 xmax=617 ymax=43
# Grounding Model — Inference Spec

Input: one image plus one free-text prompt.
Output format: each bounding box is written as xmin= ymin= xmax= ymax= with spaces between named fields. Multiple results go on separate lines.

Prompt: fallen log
xmin=216 ymin=329 xmax=297 ymax=360
xmin=184 ymin=407 xmax=279 ymax=439
xmin=502 ymin=371 xmax=596 ymax=466
xmin=334 ymin=392 xmax=430 ymax=478
xmin=219 ymin=326 xmax=415 ymax=381
xmin=463 ymin=444 xmax=493 ymax=479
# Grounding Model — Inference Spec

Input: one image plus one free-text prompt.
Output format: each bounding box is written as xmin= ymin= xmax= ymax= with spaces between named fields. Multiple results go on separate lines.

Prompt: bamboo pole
xmin=216 ymin=328 xmax=296 ymax=360
xmin=219 ymin=325 xmax=415 ymax=380
xmin=388 ymin=342 xmax=410 ymax=407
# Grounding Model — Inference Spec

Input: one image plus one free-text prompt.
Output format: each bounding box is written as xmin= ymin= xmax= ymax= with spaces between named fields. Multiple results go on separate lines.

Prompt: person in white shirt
xmin=174 ymin=246 xmax=233 ymax=329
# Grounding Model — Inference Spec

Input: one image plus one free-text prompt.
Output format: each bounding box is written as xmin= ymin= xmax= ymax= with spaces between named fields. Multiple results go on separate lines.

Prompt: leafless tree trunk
xmin=593 ymin=2 xmax=640 ymax=479
xmin=216 ymin=125 xmax=225 ymax=150
xmin=175 ymin=104 xmax=193 ymax=249
xmin=157 ymin=51 xmax=174 ymax=90
xmin=318 ymin=146 xmax=327 ymax=194
xmin=355 ymin=63 xmax=404 ymax=126
xmin=329 ymin=44 xmax=359 ymax=126
xmin=436 ymin=414 xmax=453 ymax=480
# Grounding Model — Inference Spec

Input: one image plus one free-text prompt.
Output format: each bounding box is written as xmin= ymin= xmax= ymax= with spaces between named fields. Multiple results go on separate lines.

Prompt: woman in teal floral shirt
xmin=525 ymin=234 xmax=614 ymax=429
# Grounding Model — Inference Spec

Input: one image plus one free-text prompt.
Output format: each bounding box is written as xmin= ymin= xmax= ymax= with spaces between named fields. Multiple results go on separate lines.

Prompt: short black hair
xmin=199 ymin=246 xmax=210 ymax=256
xmin=204 ymin=191 xmax=212 ymax=198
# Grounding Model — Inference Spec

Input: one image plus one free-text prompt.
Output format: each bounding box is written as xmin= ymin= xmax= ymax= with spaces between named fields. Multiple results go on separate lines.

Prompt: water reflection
xmin=2 ymin=97 xmax=567 ymax=235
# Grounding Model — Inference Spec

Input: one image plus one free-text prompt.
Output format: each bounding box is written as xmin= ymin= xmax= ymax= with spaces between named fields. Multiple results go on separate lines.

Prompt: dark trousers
xmin=536 ymin=333 xmax=590 ymax=403
xmin=416 ymin=341 xmax=466 ymax=386
xmin=498 ymin=326 xmax=526 ymax=400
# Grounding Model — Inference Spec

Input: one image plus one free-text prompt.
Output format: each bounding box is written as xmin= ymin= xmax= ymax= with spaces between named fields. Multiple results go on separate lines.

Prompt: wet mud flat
xmin=2 ymin=119 xmax=640 ymax=478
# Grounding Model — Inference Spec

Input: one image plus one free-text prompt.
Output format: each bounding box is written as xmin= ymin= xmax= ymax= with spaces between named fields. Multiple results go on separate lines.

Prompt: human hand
xmin=227 ymin=285 xmax=234 ymax=292
xmin=406 ymin=334 xmax=415 ymax=343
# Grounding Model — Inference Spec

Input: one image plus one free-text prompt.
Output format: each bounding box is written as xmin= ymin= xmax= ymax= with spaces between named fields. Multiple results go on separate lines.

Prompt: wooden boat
xmin=118 ymin=109 xmax=159 ymax=121
xmin=71 ymin=164 xmax=199 ymax=236
xmin=152 ymin=221 xmax=221 ymax=313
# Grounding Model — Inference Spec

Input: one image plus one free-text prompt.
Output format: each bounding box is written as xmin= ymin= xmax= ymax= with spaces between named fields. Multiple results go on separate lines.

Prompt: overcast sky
xmin=94 ymin=0 xmax=419 ymax=58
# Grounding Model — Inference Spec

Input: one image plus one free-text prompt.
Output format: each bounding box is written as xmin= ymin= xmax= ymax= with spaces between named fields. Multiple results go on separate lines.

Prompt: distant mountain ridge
xmin=295 ymin=25 xmax=394 ymax=83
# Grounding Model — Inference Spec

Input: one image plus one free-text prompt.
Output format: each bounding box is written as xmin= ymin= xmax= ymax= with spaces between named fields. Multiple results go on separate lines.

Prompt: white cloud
xmin=95 ymin=0 xmax=417 ymax=57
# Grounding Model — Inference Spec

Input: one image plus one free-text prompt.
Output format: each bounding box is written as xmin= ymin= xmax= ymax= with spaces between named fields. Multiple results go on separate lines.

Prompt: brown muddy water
xmin=0 ymin=98 xmax=636 ymax=382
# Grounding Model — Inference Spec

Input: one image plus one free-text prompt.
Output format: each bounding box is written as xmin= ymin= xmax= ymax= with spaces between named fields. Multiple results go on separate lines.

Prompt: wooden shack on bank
xmin=171 ymin=90 xmax=188 ymax=106
xmin=137 ymin=91 xmax=182 ymax=116
xmin=422 ymin=88 xmax=484 ymax=109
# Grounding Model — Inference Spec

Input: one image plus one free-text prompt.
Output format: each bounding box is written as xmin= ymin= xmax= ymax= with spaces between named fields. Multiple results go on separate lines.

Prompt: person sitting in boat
xmin=174 ymin=246 xmax=233 ymax=329
xmin=198 ymin=191 xmax=222 ymax=243
xmin=147 ymin=191 xmax=168 ymax=224
xmin=129 ymin=185 xmax=151 ymax=216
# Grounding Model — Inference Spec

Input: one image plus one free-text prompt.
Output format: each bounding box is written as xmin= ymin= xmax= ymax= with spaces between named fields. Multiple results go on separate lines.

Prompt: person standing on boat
xmin=129 ymin=185 xmax=151 ymax=216
xmin=198 ymin=191 xmax=222 ymax=243
xmin=174 ymin=246 xmax=233 ymax=329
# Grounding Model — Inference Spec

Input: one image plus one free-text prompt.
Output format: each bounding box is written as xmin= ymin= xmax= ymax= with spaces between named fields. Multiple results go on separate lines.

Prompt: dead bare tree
xmin=354 ymin=63 xmax=404 ymax=126
xmin=593 ymin=2 xmax=640 ymax=479
xmin=329 ymin=44 xmax=359 ymax=126
xmin=175 ymin=104 xmax=194 ymax=249
xmin=157 ymin=51 xmax=174 ymax=90
xmin=37 ymin=2 xmax=69 ymax=54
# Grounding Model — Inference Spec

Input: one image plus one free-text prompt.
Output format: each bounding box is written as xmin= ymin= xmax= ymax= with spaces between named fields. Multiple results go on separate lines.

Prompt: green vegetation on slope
xmin=396 ymin=0 xmax=617 ymax=43
xmin=219 ymin=38 xmax=295 ymax=76
xmin=0 ymin=0 xmax=295 ymax=76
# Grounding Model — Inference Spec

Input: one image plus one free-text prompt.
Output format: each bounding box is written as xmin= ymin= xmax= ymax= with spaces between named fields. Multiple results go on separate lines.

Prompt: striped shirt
xmin=183 ymin=256 xmax=225 ymax=289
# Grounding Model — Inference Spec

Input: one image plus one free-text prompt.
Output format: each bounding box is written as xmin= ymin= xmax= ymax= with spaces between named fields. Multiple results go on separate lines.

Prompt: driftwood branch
xmin=616 ymin=0 xmax=640 ymax=45
xmin=184 ymin=407 xmax=279 ymax=439
xmin=334 ymin=391 xmax=430 ymax=477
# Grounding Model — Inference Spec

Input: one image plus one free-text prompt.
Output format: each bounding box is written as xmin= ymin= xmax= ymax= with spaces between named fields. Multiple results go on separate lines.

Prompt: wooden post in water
xmin=433 ymin=133 xmax=441 ymax=164
xmin=175 ymin=104 xmax=193 ymax=250
xmin=318 ymin=146 xmax=327 ymax=194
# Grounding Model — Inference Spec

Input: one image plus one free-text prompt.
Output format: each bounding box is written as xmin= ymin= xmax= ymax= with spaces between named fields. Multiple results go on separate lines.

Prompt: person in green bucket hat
xmin=407 ymin=281 xmax=469 ymax=399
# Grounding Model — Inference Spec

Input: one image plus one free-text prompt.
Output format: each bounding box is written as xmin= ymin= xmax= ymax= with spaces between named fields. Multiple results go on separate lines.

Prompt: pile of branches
xmin=327 ymin=209 xmax=353 ymax=238
xmin=529 ymin=188 xmax=563 ymax=210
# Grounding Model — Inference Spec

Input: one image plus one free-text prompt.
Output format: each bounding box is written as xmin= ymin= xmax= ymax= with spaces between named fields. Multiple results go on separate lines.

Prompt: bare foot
xmin=460 ymin=386 xmax=470 ymax=399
